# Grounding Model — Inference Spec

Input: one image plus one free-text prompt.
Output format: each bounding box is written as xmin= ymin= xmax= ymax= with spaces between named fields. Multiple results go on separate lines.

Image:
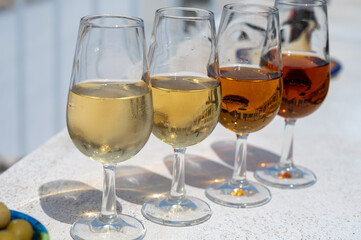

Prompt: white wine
xmin=67 ymin=80 xmax=153 ymax=164
xmin=151 ymin=75 xmax=221 ymax=148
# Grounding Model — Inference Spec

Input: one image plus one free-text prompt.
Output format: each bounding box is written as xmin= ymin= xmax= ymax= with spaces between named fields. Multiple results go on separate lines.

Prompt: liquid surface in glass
xmin=67 ymin=80 xmax=153 ymax=164
xmin=151 ymin=75 xmax=221 ymax=148
xmin=219 ymin=66 xmax=282 ymax=134
xmin=278 ymin=53 xmax=330 ymax=119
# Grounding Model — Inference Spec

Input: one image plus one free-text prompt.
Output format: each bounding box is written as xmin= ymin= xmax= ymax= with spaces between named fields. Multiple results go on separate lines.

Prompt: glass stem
xmin=169 ymin=148 xmax=186 ymax=202
xmin=100 ymin=164 xmax=118 ymax=223
xmin=278 ymin=119 xmax=296 ymax=170
xmin=231 ymin=134 xmax=249 ymax=186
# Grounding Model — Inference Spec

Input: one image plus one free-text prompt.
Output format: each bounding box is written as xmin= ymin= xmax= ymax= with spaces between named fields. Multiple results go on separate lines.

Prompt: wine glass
xmin=205 ymin=2 xmax=282 ymax=208
xmin=141 ymin=7 xmax=221 ymax=226
xmin=66 ymin=15 xmax=152 ymax=239
xmin=254 ymin=0 xmax=330 ymax=189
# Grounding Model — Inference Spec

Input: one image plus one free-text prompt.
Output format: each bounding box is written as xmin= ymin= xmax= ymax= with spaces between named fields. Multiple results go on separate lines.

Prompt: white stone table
xmin=1 ymin=0 xmax=361 ymax=239
xmin=1 ymin=89 xmax=360 ymax=240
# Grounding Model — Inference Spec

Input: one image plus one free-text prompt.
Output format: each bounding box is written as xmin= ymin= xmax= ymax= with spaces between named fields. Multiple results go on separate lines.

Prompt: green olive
xmin=0 ymin=202 xmax=11 ymax=228
xmin=6 ymin=219 xmax=33 ymax=240
xmin=0 ymin=230 xmax=17 ymax=240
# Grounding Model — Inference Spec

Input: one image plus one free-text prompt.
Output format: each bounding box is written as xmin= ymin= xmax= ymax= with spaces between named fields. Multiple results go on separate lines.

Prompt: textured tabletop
xmin=1 ymin=0 xmax=361 ymax=239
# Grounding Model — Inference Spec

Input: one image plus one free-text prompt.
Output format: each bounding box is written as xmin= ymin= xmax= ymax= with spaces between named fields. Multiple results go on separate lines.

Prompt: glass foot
xmin=205 ymin=180 xmax=271 ymax=208
xmin=254 ymin=165 xmax=317 ymax=189
xmin=70 ymin=213 xmax=146 ymax=240
xmin=141 ymin=195 xmax=212 ymax=227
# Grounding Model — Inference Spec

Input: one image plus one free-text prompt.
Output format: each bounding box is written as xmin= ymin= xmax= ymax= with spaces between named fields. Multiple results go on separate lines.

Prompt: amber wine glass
xmin=66 ymin=15 xmax=152 ymax=239
xmin=254 ymin=0 xmax=330 ymax=189
xmin=205 ymin=2 xmax=282 ymax=208
xmin=141 ymin=7 xmax=220 ymax=226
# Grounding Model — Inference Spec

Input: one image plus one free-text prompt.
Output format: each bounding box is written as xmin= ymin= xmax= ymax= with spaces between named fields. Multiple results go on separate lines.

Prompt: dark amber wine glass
xmin=254 ymin=0 xmax=330 ymax=189
xmin=205 ymin=1 xmax=282 ymax=208
xmin=66 ymin=15 xmax=152 ymax=239
xmin=141 ymin=7 xmax=221 ymax=226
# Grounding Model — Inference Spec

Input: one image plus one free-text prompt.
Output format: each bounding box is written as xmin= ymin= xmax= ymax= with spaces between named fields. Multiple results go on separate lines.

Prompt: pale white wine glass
xmin=67 ymin=15 xmax=152 ymax=240
xmin=141 ymin=7 xmax=221 ymax=226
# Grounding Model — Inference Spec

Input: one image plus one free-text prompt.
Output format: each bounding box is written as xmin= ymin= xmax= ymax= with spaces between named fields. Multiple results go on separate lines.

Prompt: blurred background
xmin=0 ymin=0 xmax=236 ymax=172
xmin=0 ymin=0 xmax=350 ymax=172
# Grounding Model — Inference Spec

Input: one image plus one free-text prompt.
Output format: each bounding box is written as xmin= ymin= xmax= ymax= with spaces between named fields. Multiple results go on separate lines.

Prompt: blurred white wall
xmin=0 ymin=0 xmax=238 ymax=158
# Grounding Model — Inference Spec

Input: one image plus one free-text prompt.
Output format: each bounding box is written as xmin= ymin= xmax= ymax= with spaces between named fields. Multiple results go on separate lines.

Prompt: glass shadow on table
xmin=39 ymin=180 xmax=121 ymax=224
xmin=115 ymin=166 xmax=172 ymax=205
xmin=211 ymin=140 xmax=279 ymax=171
xmin=38 ymin=166 xmax=172 ymax=224
xmin=163 ymin=154 xmax=233 ymax=189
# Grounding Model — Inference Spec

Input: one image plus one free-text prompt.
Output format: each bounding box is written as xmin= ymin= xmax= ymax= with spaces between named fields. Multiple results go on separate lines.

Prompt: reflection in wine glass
xmin=141 ymin=7 xmax=221 ymax=226
xmin=66 ymin=15 xmax=153 ymax=239
xmin=205 ymin=2 xmax=282 ymax=208
xmin=254 ymin=0 xmax=330 ymax=189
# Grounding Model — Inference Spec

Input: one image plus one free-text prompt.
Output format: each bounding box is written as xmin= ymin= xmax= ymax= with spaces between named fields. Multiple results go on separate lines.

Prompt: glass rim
xmin=156 ymin=7 xmax=214 ymax=20
xmin=223 ymin=3 xmax=279 ymax=15
xmin=276 ymin=0 xmax=327 ymax=7
xmin=80 ymin=14 xmax=144 ymax=28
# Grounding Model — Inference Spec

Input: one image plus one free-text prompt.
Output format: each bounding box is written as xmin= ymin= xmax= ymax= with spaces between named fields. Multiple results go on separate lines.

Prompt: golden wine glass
xmin=205 ymin=2 xmax=282 ymax=208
